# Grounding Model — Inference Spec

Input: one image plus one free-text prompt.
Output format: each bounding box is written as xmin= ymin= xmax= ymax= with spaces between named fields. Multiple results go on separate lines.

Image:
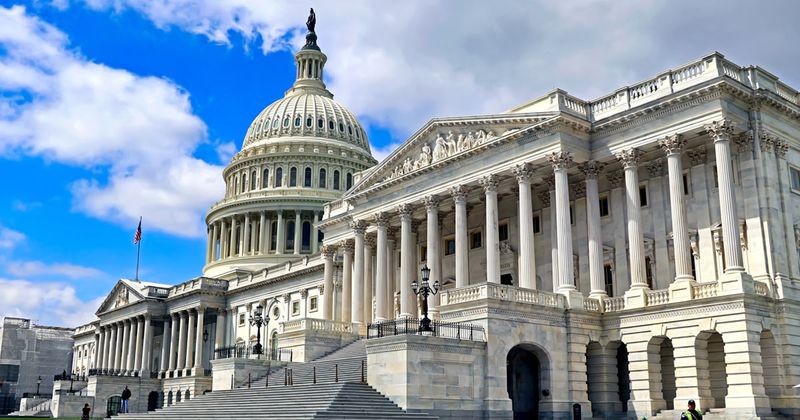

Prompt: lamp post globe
xmin=250 ymin=304 xmax=265 ymax=356
xmin=36 ymin=375 xmax=42 ymax=396
xmin=411 ymin=265 xmax=438 ymax=332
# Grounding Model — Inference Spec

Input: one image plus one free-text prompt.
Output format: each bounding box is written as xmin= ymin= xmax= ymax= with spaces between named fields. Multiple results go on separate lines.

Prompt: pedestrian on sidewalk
xmin=680 ymin=399 xmax=703 ymax=420
xmin=81 ymin=403 xmax=91 ymax=420
xmin=121 ymin=386 xmax=132 ymax=413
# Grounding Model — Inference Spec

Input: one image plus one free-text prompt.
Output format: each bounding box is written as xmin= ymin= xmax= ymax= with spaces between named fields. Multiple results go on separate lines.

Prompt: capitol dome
xmin=202 ymin=24 xmax=377 ymax=278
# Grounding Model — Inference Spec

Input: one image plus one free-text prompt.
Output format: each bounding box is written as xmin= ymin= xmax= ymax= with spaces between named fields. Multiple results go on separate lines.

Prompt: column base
xmin=718 ymin=270 xmax=754 ymax=295
xmin=623 ymin=287 xmax=648 ymax=309
xmin=668 ymin=278 xmax=697 ymax=302
xmin=190 ymin=367 xmax=205 ymax=377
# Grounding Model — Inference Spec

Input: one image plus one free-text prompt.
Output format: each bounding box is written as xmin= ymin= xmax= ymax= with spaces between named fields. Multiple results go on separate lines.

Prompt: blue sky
xmin=1 ymin=0 xmax=799 ymax=327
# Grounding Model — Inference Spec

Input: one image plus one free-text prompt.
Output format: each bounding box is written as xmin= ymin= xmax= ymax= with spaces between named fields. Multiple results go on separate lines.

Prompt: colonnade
xmin=206 ymin=210 xmax=322 ymax=263
xmin=94 ymin=315 xmax=153 ymax=376
xmin=157 ymin=306 xmax=224 ymax=377
xmin=321 ymin=121 xmax=746 ymax=319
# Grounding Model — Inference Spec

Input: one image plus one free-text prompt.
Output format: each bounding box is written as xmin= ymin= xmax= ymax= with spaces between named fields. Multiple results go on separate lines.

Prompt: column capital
xmin=578 ymin=160 xmax=605 ymax=179
xmin=547 ymin=151 xmax=573 ymax=171
xmin=373 ymin=211 xmax=390 ymax=227
xmin=658 ymin=133 xmax=687 ymax=156
xmin=615 ymin=148 xmax=640 ymax=169
xmin=512 ymin=163 xmax=533 ymax=183
xmin=536 ymin=190 xmax=551 ymax=206
xmin=734 ymin=130 xmax=754 ymax=153
xmin=350 ymin=219 xmax=368 ymax=235
xmin=397 ymin=203 xmax=414 ymax=217
xmin=422 ymin=195 xmax=440 ymax=211
xmin=321 ymin=244 xmax=337 ymax=259
xmin=449 ymin=185 xmax=468 ymax=203
xmin=365 ymin=235 xmax=376 ymax=248
xmin=339 ymin=239 xmax=355 ymax=254
xmin=704 ymin=119 xmax=735 ymax=143
xmin=479 ymin=174 xmax=498 ymax=192
xmin=543 ymin=174 xmax=556 ymax=189
xmin=775 ymin=138 xmax=789 ymax=158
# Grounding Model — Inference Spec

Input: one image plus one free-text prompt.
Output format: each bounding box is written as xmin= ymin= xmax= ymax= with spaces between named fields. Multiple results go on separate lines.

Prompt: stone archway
xmin=507 ymin=344 xmax=549 ymax=420
xmin=760 ymin=330 xmax=782 ymax=411
xmin=586 ymin=341 xmax=630 ymax=418
xmin=647 ymin=336 xmax=676 ymax=411
xmin=696 ymin=331 xmax=727 ymax=409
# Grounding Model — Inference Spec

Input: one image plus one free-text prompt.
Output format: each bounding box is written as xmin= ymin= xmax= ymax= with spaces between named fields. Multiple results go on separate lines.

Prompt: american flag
xmin=134 ymin=218 xmax=142 ymax=245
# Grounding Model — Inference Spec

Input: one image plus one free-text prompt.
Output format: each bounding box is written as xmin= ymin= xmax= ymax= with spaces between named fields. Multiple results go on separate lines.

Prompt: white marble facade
xmin=72 ymin=46 xmax=800 ymax=419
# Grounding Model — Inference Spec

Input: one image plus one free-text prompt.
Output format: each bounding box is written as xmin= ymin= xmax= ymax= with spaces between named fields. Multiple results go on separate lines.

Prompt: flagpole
xmin=135 ymin=216 xmax=142 ymax=281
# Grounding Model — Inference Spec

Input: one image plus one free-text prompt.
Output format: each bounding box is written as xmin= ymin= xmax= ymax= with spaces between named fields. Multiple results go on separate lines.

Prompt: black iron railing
xmin=214 ymin=343 xmax=293 ymax=362
xmin=367 ymin=318 xmax=485 ymax=341
xmin=54 ymin=373 xmax=88 ymax=382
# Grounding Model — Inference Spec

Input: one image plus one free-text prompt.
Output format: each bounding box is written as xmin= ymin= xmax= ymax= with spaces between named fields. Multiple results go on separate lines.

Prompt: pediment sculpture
xmin=384 ymin=129 xmax=495 ymax=182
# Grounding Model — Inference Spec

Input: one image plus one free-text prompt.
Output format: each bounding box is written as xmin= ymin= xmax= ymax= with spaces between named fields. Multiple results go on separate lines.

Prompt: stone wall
xmin=86 ymin=376 xmax=161 ymax=417
xmin=210 ymin=357 xmax=282 ymax=391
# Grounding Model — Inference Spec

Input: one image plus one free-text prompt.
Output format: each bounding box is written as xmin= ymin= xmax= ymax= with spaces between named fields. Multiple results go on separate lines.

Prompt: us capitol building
xmin=64 ymin=14 xmax=800 ymax=420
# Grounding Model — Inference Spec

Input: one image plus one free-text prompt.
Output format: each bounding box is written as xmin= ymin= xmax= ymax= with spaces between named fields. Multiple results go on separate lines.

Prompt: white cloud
xmin=0 ymin=225 xmax=26 ymax=251
xmin=369 ymin=140 xmax=402 ymax=163
xmin=3 ymin=259 xmax=104 ymax=279
xmin=0 ymin=5 xmax=224 ymax=237
xmin=0 ymin=278 xmax=104 ymax=327
xmin=70 ymin=0 xmax=800 ymax=140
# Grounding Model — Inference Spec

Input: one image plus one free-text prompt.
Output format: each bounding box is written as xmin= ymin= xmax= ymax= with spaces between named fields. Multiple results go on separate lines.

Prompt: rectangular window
xmin=498 ymin=223 xmax=509 ymax=241
xmin=238 ymin=313 xmax=245 ymax=326
xmin=420 ymin=246 xmax=427 ymax=262
xmin=791 ymin=166 xmax=800 ymax=192
xmin=682 ymin=172 xmax=691 ymax=196
xmin=309 ymin=297 xmax=318 ymax=312
xmin=639 ymin=185 xmax=648 ymax=207
xmin=645 ymin=256 xmax=653 ymax=288
xmin=712 ymin=165 xmax=719 ymax=188
xmin=471 ymin=231 xmax=482 ymax=249
xmin=291 ymin=301 xmax=300 ymax=316
xmin=604 ymin=264 xmax=614 ymax=297
xmin=445 ymin=238 xmax=456 ymax=255
xmin=533 ymin=214 xmax=541 ymax=234
xmin=599 ymin=195 xmax=610 ymax=218
xmin=569 ymin=204 xmax=575 ymax=225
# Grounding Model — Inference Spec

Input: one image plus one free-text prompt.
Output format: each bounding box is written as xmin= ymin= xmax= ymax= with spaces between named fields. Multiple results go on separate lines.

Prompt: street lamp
xmin=36 ymin=376 xmax=42 ymax=397
xmin=250 ymin=304 xmax=264 ymax=356
xmin=202 ymin=329 xmax=209 ymax=342
xmin=411 ymin=265 xmax=438 ymax=332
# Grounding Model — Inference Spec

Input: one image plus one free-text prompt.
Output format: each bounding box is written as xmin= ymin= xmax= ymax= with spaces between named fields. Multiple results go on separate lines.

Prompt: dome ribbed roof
xmin=242 ymin=93 xmax=370 ymax=154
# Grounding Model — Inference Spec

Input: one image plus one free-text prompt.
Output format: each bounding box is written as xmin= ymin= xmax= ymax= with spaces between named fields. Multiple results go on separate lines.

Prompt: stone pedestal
xmin=718 ymin=271 xmax=755 ymax=296
xmin=623 ymin=287 xmax=647 ymax=309
xmin=210 ymin=357 xmax=276 ymax=391
xmin=668 ymin=279 xmax=697 ymax=302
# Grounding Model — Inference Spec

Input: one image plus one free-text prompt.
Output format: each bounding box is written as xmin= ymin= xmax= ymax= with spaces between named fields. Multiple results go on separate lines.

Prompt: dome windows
xmin=275 ymin=168 xmax=283 ymax=187
xmin=333 ymin=170 xmax=340 ymax=190
xmin=251 ymin=170 xmax=257 ymax=190
xmin=347 ymin=125 xmax=353 ymax=135
xmin=317 ymin=118 xmax=324 ymax=129
xmin=339 ymin=122 xmax=344 ymax=132
xmin=319 ymin=168 xmax=327 ymax=188
xmin=289 ymin=167 xmax=298 ymax=187
xmin=272 ymin=117 xmax=279 ymax=128
xmin=262 ymin=168 xmax=269 ymax=189
xmin=306 ymin=116 xmax=313 ymax=128
xmin=304 ymin=167 xmax=312 ymax=187
xmin=346 ymin=172 xmax=353 ymax=190
xmin=241 ymin=173 xmax=248 ymax=192
xmin=283 ymin=116 xmax=290 ymax=128
xmin=295 ymin=116 xmax=302 ymax=127
xmin=328 ymin=120 xmax=334 ymax=130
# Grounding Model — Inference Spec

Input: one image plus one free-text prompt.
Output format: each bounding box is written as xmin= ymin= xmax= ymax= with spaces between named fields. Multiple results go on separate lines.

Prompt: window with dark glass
xmin=263 ymin=169 xmax=269 ymax=189
xmin=569 ymin=205 xmax=575 ymax=225
xmin=289 ymin=167 xmax=298 ymax=187
xmin=682 ymin=173 xmax=691 ymax=195
xmin=499 ymin=223 xmax=509 ymax=241
xmin=251 ymin=171 xmax=257 ymax=190
xmin=599 ymin=196 xmax=610 ymax=217
xmin=533 ymin=214 xmax=541 ymax=234
xmin=241 ymin=174 xmax=247 ymax=192
xmin=791 ymin=166 xmax=800 ymax=191
xmin=294 ymin=116 xmax=301 ymax=127
xmin=302 ymin=222 xmax=311 ymax=250
xmin=333 ymin=170 xmax=340 ymax=190
xmin=604 ymin=264 xmax=614 ymax=296
xmin=275 ymin=168 xmax=283 ymax=187
xmin=318 ymin=118 xmax=324 ymax=128
xmin=639 ymin=185 xmax=648 ymax=207
xmin=283 ymin=116 xmax=290 ymax=127
xmin=471 ymin=231 xmax=482 ymax=249
xmin=328 ymin=120 xmax=334 ymax=130
xmin=319 ymin=168 xmax=327 ymax=188
xmin=304 ymin=167 xmax=312 ymax=187
xmin=286 ymin=221 xmax=295 ymax=250
xmin=346 ymin=173 xmax=353 ymax=190
xmin=445 ymin=239 xmax=456 ymax=255
xmin=420 ymin=246 xmax=427 ymax=262
xmin=270 ymin=221 xmax=277 ymax=251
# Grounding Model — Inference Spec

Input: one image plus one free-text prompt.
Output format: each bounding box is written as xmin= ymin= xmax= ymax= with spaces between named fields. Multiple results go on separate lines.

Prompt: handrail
xmin=366 ymin=318 xmax=485 ymax=341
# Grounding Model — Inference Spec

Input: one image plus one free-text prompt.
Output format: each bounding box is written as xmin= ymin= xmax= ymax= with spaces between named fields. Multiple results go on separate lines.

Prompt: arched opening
xmin=147 ymin=391 xmax=159 ymax=411
xmin=616 ymin=343 xmax=631 ymax=413
xmin=270 ymin=330 xmax=279 ymax=360
xmin=333 ymin=170 xmax=340 ymax=190
xmin=346 ymin=172 xmax=353 ymax=190
xmin=251 ymin=170 xmax=257 ymax=190
xmin=262 ymin=168 xmax=269 ymax=189
xmin=184 ymin=390 xmax=190 ymax=401
xmin=304 ymin=167 xmax=312 ymax=187
xmin=507 ymin=344 xmax=549 ymax=420
xmin=696 ymin=331 xmax=728 ymax=409
xmin=302 ymin=221 xmax=311 ymax=251
xmin=319 ymin=168 xmax=327 ymax=188
xmin=647 ymin=336 xmax=676 ymax=411
xmin=241 ymin=173 xmax=247 ymax=192
xmin=275 ymin=168 xmax=283 ymax=187
xmin=286 ymin=221 xmax=295 ymax=251
xmin=175 ymin=390 xmax=182 ymax=403
xmin=760 ymin=330 xmax=782 ymax=412
xmin=167 ymin=391 xmax=173 ymax=406
xmin=585 ymin=341 xmax=629 ymax=417
xmin=289 ymin=167 xmax=298 ymax=187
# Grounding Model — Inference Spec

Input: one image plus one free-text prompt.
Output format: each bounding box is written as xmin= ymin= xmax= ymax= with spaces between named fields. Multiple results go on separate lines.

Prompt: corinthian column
xmin=294 ymin=211 xmax=302 ymax=254
xmin=212 ymin=222 xmax=220 ymax=261
xmin=340 ymin=240 xmax=354 ymax=322
xmin=513 ymin=163 xmax=536 ymax=289
xmin=168 ymin=313 xmax=179 ymax=372
xmin=480 ymin=174 xmax=501 ymax=284
xmin=548 ymin=152 xmax=576 ymax=291
xmin=363 ymin=236 xmax=375 ymax=323
xmin=351 ymin=220 xmax=367 ymax=325
xmin=580 ymin=161 xmax=607 ymax=298
xmin=322 ymin=245 xmax=337 ymax=320
xmin=258 ymin=212 xmax=266 ymax=254
xmin=220 ymin=219 xmax=228 ymax=258
xmin=193 ymin=306 xmax=205 ymax=374
xmin=176 ymin=312 xmax=187 ymax=370
xmin=449 ymin=185 xmax=469 ymax=288
xmin=229 ymin=217 xmax=238 ymax=258
xmin=705 ymin=120 xmax=745 ymax=272
xmin=423 ymin=196 xmax=442 ymax=316
xmin=398 ymin=203 xmax=415 ymax=317
xmin=276 ymin=212 xmax=285 ymax=254
xmin=160 ymin=316 xmax=171 ymax=374
xmin=374 ymin=213 xmax=389 ymax=321
xmin=134 ymin=317 xmax=144 ymax=374
xmin=120 ymin=320 xmax=131 ymax=374
xmin=140 ymin=315 xmax=152 ymax=375
xmin=615 ymin=148 xmax=648 ymax=289
xmin=659 ymin=134 xmax=695 ymax=282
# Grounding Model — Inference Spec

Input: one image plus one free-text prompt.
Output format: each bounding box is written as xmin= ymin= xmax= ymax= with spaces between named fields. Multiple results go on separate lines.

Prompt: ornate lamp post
xmin=411 ymin=265 xmax=439 ymax=332
xmin=36 ymin=376 xmax=42 ymax=397
xmin=250 ymin=304 xmax=265 ymax=356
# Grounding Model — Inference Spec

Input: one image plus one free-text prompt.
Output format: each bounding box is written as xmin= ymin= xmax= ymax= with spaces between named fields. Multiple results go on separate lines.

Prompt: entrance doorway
xmin=507 ymin=345 xmax=545 ymax=420
xmin=106 ymin=395 xmax=121 ymax=417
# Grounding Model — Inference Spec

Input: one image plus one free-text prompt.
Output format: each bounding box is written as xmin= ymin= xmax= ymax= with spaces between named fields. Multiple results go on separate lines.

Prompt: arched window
xmin=306 ymin=116 xmax=313 ymax=127
xmin=270 ymin=221 xmax=277 ymax=251
xmin=319 ymin=168 xmax=327 ymax=188
xmin=346 ymin=172 xmax=353 ymax=190
xmin=184 ymin=390 xmax=190 ymax=401
xmin=250 ymin=170 xmax=257 ymax=190
xmin=304 ymin=167 xmax=312 ymax=187
xmin=348 ymin=125 xmax=353 ymax=135
xmin=283 ymin=116 xmax=290 ymax=127
xmin=272 ymin=117 xmax=279 ymax=128
xmin=333 ymin=170 xmax=340 ymax=190
xmin=286 ymin=221 xmax=295 ymax=251
xmin=275 ymin=168 xmax=283 ymax=187
xmin=241 ymin=173 xmax=248 ymax=192
xmin=317 ymin=118 xmax=324 ymax=129
xmin=294 ymin=116 xmax=301 ymax=127
xmin=302 ymin=221 xmax=311 ymax=251
xmin=339 ymin=122 xmax=344 ymax=132
xmin=262 ymin=168 xmax=269 ymax=189
xmin=289 ymin=167 xmax=298 ymax=187
xmin=328 ymin=120 xmax=334 ymax=130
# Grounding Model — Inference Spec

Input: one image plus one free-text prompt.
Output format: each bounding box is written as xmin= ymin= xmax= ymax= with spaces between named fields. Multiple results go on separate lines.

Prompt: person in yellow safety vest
xmin=680 ymin=399 xmax=703 ymax=420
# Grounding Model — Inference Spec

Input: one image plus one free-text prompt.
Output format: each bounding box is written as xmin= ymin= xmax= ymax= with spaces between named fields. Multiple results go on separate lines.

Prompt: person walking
xmin=81 ymin=403 xmax=91 ymax=420
xmin=121 ymin=386 xmax=132 ymax=413
xmin=680 ymin=399 xmax=703 ymax=420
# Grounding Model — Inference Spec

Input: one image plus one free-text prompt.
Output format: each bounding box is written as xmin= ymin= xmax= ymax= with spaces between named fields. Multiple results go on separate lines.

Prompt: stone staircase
xmin=651 ymin=408 xmax=791 ymax=419
xmin=8 ymin=398 xmax=52 ymax=417
xmin=116 ymin=382 xmax=437 ymax=419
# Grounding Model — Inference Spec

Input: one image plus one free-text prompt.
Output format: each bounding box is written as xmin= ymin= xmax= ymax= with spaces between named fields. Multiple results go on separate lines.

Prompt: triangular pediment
xmin=346 ymin=112 xmax=560 ymax=197
xmin=96 ymin=280 xmax=146 ymax=315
